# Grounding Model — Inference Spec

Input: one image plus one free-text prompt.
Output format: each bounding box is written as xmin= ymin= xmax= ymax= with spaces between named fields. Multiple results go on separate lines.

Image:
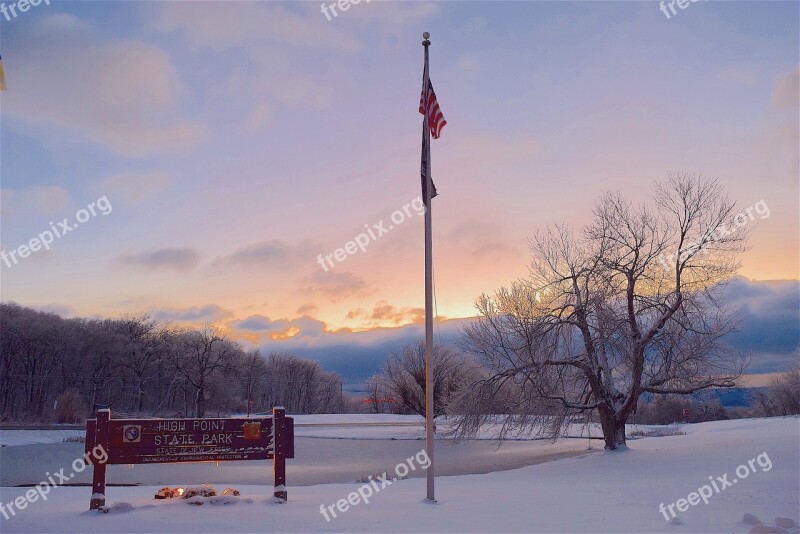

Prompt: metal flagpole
xmin=421 ymin=31 xmax=436 ymax=503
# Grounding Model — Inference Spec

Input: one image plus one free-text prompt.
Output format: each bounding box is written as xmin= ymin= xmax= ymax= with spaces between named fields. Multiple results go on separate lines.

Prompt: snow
xmin=98 ymin=502 xmax=134 ymax=514
xmin=1 ymin=416 xmax=797 ymax=532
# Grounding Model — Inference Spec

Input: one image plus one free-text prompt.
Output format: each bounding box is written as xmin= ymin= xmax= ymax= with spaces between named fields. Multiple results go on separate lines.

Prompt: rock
xmin=775 ymin=518 xmax=797 ymax=529
xmin=744 ymin=514 xmax=763 ymax=526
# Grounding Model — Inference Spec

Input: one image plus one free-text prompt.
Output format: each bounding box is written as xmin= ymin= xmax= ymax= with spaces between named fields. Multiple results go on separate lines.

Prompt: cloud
xmin=153 ymin=3 xmax=344 ymax=113
xmin=254 ymin=316 xmax=470 ymax=390
xmin=231 ymin=314 xmax=331 ymax=341
xmin=300 ymin=271 xmax=372 ymax=302
xmin=150 ymin=1 xmax=438 ymax=121
xmin=770 ymin=66 xmax=799 ymax=110
xmin=717 ymin=277 xmax=799 ymax=372
xmin=2 ymin=14 xmax=207 ymax=157
xmin=244 ymin=279 xmax=797 ymax=391
xmin=336 ymin=1 xmax=440 ymax=36
xmin=235 ymin=315 xmax=279 ymax=332
xmin=295 ymin=302 xmax=319 ymax=316
xmin=0 ymin=186 xmax=70 ymax=218
xmin=347 ymin=301 xmax=425 ymax=326
xmin=371 ymin=301 xmax=425 ymax=325
xmin=117 ymin=247 xmax=201 ymax=271
xmin=153 ymin=2 xmax=357 ymax=52
xmin=97 ymin=172 xmax=173 ymax=206
xmin=345 ymin=308 xmax=366 ymax=320
xmin=213 ymin=240 xmax=317 ymax=269
xmin=35 ymin=12 xmax=89 ymax=33
xmin=150 ymin=304 xmax=233 ymax=324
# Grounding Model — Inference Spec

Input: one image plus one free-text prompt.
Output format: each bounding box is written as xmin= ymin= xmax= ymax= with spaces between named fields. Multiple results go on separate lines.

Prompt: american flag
xmin=419 ymin=79 xmax=446 ymax=139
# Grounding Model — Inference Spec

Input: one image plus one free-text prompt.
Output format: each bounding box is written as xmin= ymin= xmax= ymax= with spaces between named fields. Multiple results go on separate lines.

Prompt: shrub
xmin=54 ymin=390 xmax=88 ymax=424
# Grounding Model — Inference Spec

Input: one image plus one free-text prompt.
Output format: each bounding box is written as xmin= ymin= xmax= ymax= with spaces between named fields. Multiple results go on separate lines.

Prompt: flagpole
xmin=421 ymin=31 xmax=436 ymax=503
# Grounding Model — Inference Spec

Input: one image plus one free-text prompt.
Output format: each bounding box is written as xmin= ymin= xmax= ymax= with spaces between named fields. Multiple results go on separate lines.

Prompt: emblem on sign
xmin=122 ymin=425 xmax=141 ymax=443
xmin=243 ymin=422 xmax=261 ymax=440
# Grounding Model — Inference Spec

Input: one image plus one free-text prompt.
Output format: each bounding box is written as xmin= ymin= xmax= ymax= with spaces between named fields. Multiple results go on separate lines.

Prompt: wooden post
xmin=90 ymin=408 xmax=110 ymax=510
xmin=272 ymin=407 xmax=287 ymax=501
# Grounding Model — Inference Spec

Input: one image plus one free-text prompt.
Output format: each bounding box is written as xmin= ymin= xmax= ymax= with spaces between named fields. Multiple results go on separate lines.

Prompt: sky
xmin=1 ymin=1 xmax=798 ymax=385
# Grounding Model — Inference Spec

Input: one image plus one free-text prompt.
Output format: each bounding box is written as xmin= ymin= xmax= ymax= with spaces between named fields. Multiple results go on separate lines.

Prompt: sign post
xmin=84 ymin=407 xmax=294 ymax=510
xmin=89 ymin=409 xmax=110 ymax=510
xmin=272 ymin=406 xmax=287 ymax=501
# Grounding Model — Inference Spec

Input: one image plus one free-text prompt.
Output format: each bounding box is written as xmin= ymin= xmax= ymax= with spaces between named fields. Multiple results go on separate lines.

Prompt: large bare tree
xmin=453 ymin=175 xmax=749 ymax=449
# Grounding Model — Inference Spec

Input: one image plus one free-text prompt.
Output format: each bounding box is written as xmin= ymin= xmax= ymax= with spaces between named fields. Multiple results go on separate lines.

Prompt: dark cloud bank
xmin=259 ymin=277 xmax=799 ymax=393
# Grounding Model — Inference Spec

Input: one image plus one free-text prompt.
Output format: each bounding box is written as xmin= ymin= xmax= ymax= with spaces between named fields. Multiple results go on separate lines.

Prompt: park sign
xmin=84 ymin=407 xmax=294 ymax=510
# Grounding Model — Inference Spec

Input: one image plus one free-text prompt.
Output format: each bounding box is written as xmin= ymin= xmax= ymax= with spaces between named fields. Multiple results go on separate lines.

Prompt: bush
xmin=54 ymin=390 xmax=88 ymax=424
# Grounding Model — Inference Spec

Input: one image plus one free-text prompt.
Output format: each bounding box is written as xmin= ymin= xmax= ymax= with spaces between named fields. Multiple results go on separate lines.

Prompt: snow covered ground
xmin=1 ymin=416 xmax=797 ymax=533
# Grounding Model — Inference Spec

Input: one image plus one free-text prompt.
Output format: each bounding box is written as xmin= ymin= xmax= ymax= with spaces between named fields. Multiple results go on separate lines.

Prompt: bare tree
xmin=114 ymin=315 xmax=164 ymax=414
xmin=174 ymin=325 xmax=237 ymax=417
xmin=257 ymin=352 xmax=343 ymax=414
xmin=364 ymin=375 xmax=391 ymax=414
xmin=237 ymin=348 xmax=266 ymax=415
xmin=379 ymin=341 xmax=476 ymax=421
xmin=770 ymin=359 xmax=800 ymax=415
xmin=454 ymin=175 xmax=748 ymax=449
xmin=0 ymin=305 xmax=349 ymax=420
xmin=753 ymin=358 xmax=800 ymax=416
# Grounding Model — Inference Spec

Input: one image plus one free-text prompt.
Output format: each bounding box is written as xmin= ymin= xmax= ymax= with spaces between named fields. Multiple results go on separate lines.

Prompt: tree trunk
xmin=598 ymin=406 xmax=627 ymax=450
xmin=196 ymin=382 xmax=205 ymax=418
xmin=136 ymin=376 xmax=145 ymax=414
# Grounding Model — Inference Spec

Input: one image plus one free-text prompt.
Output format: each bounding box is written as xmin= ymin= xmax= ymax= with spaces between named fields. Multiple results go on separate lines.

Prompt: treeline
xmin=633 ymin=361 xmax=800 ymax=424
xmin=0 ymin=303 xmax=345 ymax=422
xmin=363 ymin=342 xmax=800 ymax=425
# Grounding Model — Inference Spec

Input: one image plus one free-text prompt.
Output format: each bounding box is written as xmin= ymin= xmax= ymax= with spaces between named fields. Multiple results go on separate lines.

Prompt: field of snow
xmin=1 ymin=416 xmax=797 ymax=533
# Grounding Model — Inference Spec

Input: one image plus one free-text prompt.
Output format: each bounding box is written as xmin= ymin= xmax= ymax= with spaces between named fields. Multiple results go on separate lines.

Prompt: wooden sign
xmin=84 ymin=407 xmax=293 ymax=509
